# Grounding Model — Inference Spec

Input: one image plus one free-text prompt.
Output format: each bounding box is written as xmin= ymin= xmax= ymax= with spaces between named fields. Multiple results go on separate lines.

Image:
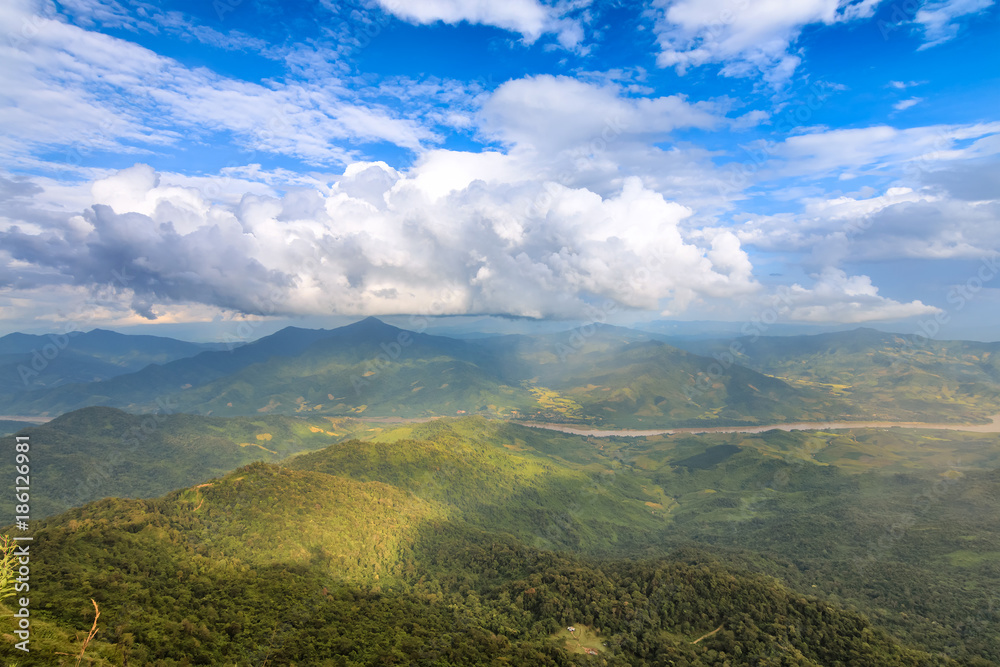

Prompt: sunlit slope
xmin=1 ymin=426 xmax=971 ymax=665
xmin=285 ymin=416 xmax=671 ymax=552
xmin=285 ymin=417 xmax=1000 ymax=662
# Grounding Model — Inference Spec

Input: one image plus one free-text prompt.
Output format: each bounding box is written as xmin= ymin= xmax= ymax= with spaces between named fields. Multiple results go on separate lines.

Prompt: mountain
xmin=0 ymin=328 xmax=231 ymax=391
xmin=4 ymin=320 xmax=1000 ymax=427
xmin=281 ymin=417 xmax=999 ymax=661
xmin=4 ymin=416 xmax=990 ymax=665
xmin=0 ymin=418 xmax=35 ymax=435
xmin=0 ymin=319 xmax=843 ymax=427
xmin=672 ymin=328 xmax=1000 ymax=422
xmin=1 ymin=406 xmax=370 ymax=518
xmin=0 ymin=324 xmax=350 ymax=417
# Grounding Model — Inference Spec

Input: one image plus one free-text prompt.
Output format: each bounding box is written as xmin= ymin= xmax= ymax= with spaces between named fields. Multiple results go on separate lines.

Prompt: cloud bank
xmin=0 ymin=162 xmax=762 ymax=321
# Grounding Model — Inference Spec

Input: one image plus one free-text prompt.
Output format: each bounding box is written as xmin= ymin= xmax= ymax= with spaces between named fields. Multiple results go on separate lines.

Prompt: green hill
xmin=0 ymin=439 xmax=970 ymax=666
xmin=6 ymin=410 xmax=1000 ymax=661
xmin=280 ymin=417 xmax=1000 ymax=662
xmin=0 ymin=418 xmax=35 ymax=435
xmin=1 ymin=407 xmax=369 ymax=518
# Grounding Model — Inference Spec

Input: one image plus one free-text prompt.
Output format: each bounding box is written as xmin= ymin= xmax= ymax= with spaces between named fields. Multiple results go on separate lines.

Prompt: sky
xmin=1 ymin=0 xmax=999 ymax=341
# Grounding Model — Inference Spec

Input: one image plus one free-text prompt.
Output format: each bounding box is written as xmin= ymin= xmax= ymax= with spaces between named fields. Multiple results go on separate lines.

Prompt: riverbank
xmin=513 ymin=414 xmax=1000 ymax=437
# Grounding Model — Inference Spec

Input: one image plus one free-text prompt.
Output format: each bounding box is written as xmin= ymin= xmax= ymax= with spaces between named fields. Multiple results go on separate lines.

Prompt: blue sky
xmin=1 ymin=0 xmax=999 ymax=340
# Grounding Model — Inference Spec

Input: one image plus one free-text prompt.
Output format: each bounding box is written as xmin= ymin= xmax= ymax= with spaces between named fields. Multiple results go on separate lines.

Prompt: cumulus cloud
xmin=780 ymin=269 xmax=941 ymax=323
xmin=480 ymin=74 xmax=722 ymax=153
xmin=0 ymin=162 xmax=760 ymax=321
xmin=649 ymin=0 xmax=881 ymax=84
xmin=473 ymin=74 xmax=739 ymax=208
xmin=736 ymin=184 xmax=1000 ymax=260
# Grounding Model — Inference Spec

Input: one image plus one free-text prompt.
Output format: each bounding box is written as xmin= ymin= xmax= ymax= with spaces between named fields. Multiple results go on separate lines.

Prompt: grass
xmin=552 ymin=624 xmax=607 ymax=655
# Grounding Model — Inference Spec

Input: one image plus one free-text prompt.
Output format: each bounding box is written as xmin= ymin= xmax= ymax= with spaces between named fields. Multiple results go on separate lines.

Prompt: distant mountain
xmin=673 ymin=327 xmax=1000 ymax=422
xmin=475 ymin=325 xmax=834 ymax=426
xmin=0 ymin=418 xmax=35 ymax=435
xmin=0 ymin=328 xmax=231 ymax=391
xmin=0 ymin=318 xmax=840 ymax=427
xmin=4 ymin=320 xmax=999 ymax=426
xmin=0 ymin=324 xmax=349 ymax=417
xmin=636 ymin=319 xmax=858 ymax=340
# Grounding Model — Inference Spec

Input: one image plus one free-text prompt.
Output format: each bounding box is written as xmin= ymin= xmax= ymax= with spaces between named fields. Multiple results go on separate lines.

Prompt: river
xmin=6 ymin=412 xmax=1000 ymax=436
xmin=513 ymin=414 xmax=1000 ymax=437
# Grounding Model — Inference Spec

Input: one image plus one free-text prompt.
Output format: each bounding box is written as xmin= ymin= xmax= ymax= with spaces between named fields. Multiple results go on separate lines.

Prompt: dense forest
xmin=0 ymin=465 xmax=976 ymax=666
xmin=1 ymin=415 xmax=999 ymax=664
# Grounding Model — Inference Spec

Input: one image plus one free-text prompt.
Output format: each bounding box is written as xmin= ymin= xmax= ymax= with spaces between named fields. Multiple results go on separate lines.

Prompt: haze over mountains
xmin=2 ymin=329 xmax=231 ymax=391
xmin=4 ymin=318 xmax=999 ymax=429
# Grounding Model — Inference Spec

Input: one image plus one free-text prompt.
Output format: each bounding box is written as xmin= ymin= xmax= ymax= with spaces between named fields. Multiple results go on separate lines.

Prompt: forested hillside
xmin=3 ymin=416 xmax=999 ymax=664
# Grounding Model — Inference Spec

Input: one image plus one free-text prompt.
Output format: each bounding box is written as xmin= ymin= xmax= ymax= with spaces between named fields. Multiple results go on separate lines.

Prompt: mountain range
xmin=4 ymin=318 xmax=998 ymax=427
xmin=1 ymin=328 xmax=231 ymax=392
xmin=3 ymin=320 xmax=1000 ymax=664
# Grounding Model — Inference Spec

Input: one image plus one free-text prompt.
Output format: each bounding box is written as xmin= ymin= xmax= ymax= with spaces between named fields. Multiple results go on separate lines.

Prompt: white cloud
xmin=780 ymin=268 xmax=941 ymax=322
xmin=759 ymin=122 xmax=1000 ymax=179
xmin=915 ymin=0 xmax=995 ymax=49
xmin=373 ymin=0 xmax=586 ymax=47
xmin=468 ymin=74 xmax=754 ymax=214
xmin=893 ymin=97 xmax=924 ymax=112
xmin=0 ymin=162 xmax=759 ymax=321
xmin=888 ymin=80 xmax=925 ymax=89
xmin=734 ymin=184 xmax=1000 ymax=268
xmin=479 ymin=74 xmax=721 ymax=153
xmin=0 ymin=0 xmax=439 ymax=168
xmin=650 ymin=0 xmax=881 ymax=84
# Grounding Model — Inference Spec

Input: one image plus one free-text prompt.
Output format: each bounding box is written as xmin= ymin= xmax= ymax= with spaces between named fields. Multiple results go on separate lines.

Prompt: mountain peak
xmin=340 ymin=316 xmax=399 ymax=334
